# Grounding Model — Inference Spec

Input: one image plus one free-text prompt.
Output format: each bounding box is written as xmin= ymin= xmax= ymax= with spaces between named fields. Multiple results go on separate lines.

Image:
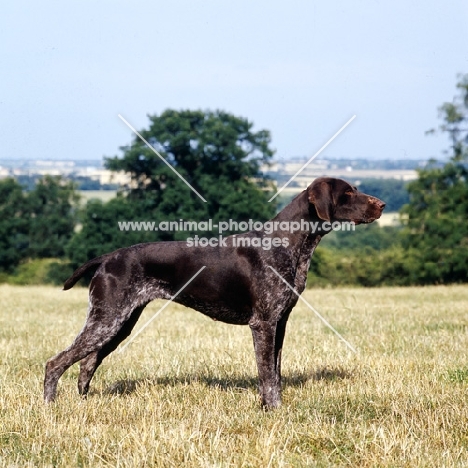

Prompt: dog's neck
xmin=267 ymin=190 xmax=325 ymax=267
xmin=266 ymin=190 xmax=322 ymax=289
xmin=270 ymin=189 xmax=325 ymax=241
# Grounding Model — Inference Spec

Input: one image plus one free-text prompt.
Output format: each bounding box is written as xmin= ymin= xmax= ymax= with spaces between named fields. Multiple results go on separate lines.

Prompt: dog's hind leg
xmin=44 ymin=332 xmax=103 ymax=402
xmin=44 ymin=295 xmax=145 ymax=403
xmin=77 ymin=305 xmax=146 ymax=396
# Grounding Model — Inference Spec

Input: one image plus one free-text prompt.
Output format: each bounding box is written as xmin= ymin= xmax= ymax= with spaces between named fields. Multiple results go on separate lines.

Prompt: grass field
xmin=1 ymin=284 xmax=468 ymax=467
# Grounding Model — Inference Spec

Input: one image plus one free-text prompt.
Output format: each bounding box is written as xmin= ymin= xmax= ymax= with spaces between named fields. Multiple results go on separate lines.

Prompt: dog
xmin=44 ymin=177 xmax=385 ymax=407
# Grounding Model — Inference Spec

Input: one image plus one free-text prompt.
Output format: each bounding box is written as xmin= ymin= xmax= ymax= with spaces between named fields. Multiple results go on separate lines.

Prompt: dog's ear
xmin=307 ymin=179 xmax=334 ymax=221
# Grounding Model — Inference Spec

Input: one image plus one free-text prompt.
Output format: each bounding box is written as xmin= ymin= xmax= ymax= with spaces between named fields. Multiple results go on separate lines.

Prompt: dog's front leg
xmin=249 ymin=319 xmax=281 ymax=409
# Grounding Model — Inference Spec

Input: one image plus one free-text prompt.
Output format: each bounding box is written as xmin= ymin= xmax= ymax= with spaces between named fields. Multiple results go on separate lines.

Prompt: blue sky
xmin=1 ymin=1 xmax=467 ymax=162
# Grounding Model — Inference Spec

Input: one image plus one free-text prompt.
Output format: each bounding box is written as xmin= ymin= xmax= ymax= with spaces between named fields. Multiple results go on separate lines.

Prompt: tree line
xmin=1 ymin=75 xmax=467 ymax=286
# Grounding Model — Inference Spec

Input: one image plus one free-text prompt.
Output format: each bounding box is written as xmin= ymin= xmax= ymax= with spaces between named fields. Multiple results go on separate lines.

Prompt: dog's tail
xmin=63 ymin=253 xmax=112 ymax=291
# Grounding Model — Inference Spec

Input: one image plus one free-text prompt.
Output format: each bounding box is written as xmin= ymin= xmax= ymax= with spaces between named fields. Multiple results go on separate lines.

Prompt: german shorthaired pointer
xmin=44 ymin=177 xmax=385 ymax=408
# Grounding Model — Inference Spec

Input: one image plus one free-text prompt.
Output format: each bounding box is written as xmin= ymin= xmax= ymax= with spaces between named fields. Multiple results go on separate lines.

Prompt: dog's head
xmin=307 ymin=177 xmax=385 ymax=224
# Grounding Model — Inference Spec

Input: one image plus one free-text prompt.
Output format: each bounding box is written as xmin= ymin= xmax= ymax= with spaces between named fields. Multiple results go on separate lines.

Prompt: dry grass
xmin=1 ymin=284 xmax=468 ymax=467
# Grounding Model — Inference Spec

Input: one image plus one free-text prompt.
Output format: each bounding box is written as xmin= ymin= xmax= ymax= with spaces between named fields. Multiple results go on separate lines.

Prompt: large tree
xmin=401 ymin=74 xmax=468 ymax=284
xmin=67 ymin=109 xmax=277 ymax=266
xmin=106 ymin=109 xmax=275 ymax=222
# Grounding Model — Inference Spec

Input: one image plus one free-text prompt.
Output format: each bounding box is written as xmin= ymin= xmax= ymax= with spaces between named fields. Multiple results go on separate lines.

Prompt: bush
xmin=307 ymin=246 xmax=413 ymax=288
xmin=6 ymin=259 xmax=58 ymax=286
xmin=0 ymin=258 xmax=75 ymax=287
xmin=44 ymin=261 xmax=76 ymax=286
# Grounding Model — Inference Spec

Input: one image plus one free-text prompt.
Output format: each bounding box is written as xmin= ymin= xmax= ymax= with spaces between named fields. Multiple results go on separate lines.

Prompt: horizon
xmin=0 ymin=154 xmax=452 ymax=164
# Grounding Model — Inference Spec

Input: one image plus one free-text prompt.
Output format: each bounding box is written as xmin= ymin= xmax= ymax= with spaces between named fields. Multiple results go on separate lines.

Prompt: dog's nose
xmin=369 ymin=197 xmax=386 ymax=210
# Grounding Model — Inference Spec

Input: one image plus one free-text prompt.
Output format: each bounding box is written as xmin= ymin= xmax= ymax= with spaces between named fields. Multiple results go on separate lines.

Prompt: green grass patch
xmin=445 ymin=367 xmax=468 ymax=383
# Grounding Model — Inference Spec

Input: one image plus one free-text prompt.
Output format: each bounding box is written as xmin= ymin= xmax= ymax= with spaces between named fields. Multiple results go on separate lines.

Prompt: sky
xmin=1 ymin=1 xmax=467 ymax=163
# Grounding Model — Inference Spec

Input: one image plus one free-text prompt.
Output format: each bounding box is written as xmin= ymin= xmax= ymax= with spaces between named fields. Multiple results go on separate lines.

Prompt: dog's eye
xmin=345 ymin=190 xmax=354 ymax=196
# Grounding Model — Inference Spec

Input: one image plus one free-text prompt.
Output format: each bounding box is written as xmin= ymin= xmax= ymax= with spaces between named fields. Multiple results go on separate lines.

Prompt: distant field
xmin=1 ymin=285 xmax=468 ymax=467
xmin=376 ymin=212 xmax=402 ymax=227
xmin=78 ymin=190 xmax=117 ymax=204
